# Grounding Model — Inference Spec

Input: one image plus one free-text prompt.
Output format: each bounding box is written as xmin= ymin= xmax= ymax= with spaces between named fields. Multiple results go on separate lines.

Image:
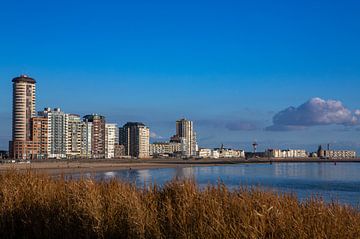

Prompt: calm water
xmin=74 ymin=162 xmax=360 ymax=206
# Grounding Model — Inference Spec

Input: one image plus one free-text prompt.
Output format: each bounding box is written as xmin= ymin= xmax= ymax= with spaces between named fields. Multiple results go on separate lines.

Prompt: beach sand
xmin=1 ymin=158 xmax=359 ymax=175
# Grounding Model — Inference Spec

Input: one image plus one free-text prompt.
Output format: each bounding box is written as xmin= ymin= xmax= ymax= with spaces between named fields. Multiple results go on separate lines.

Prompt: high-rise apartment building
xmin=175 ymin=118 xmax=197 ymax=156
xmin=11 ymin=75 xmax=36 ymax=159
xmin=105 ymin=123 xmax=119 ymax=159
xmin=80 ymin=121 xmax=92 ymax=158
xmin=83 ymin=114 xmax=106 ymax=158
xmin=30 ymin=116 xmax=48 ymax=159
xmin=67 ymin=114 xmax=82 ymax=158
xmin=38 ymin=108 xmax=69 ymax=159
xmin=120 ymin=122 xmax=150 ymax=158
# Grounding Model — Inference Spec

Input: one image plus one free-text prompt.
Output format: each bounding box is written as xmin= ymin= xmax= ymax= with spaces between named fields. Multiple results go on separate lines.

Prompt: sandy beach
xmin=1 ymin=158 xmax=360 ymax=175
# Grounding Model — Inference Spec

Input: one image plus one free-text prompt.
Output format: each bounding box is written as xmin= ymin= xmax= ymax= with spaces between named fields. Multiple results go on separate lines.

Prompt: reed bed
xmin=0 ymin=171 xmax=359 ymax=239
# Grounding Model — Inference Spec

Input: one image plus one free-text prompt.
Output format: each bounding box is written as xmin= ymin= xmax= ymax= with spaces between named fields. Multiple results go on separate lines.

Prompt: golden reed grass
xmin=0 ymin=171 xmax=359 ymax=239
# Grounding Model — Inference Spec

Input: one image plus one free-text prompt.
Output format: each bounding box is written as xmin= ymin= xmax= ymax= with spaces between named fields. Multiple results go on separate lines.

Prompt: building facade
xmin=83 ymin=114 xmax=106 ymax=158
xmin=11 ymin=75 xmax=36 ymax=159
xmin=39 ymin=108 xmax=69 ymax=159
xmin=105 ymin=123 xmax=119 ymax=159
xmin=120 ymin=122 xmax=150 ymax=158
xmin=175 ymin=118 xmax=197 ymax=156
xmin=319 ymin=150 xmax=356 ymax=159
xmin=30 ymin=116 xmax=48 ymax=159
xmin=149 ymin=142 xmax=182 ymax=156
xmin=80 ymin=121 xmax=92 ymax=158
xmin=214 ymin=148 xmax=245 ymax=158
xmin=67 ymin=114 xmax=82 ymax=158
xmin=114 ymin=144 xmax=126 ymax=158
xmin=266 ymin=149 xmax=308 ymax=158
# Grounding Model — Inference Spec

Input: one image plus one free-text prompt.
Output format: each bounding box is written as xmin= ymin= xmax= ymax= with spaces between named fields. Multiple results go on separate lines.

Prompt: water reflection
xmin=71 ymin=163 xmax=360 ymax=206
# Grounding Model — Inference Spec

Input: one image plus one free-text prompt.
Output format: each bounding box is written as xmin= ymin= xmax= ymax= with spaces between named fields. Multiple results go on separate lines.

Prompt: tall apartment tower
xmin=105 ymin=123 xmax=119 ymax=159
xmin=11 ymin=75 xmax=36 ymax=159
xmin=120 ymin=122 xmax=150 ymax=158
xmin=30 ymin=116 xmax=48 ymax=159
xmin=67 ymin=114 xmax=82 ymax=158
xmin=38 ymin=108 xmax=69 ymax=159
xmin=83 ymin=114 xmax=106 ymax=158
xmin=80 ymin=121 xmax=92 ymax=158
xmin=176 ymin=118 xmax=197 ymax=156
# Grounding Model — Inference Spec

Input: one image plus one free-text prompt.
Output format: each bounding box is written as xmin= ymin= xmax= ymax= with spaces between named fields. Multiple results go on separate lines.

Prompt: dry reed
xmin=0 ymin=171 xmax=359 ymax=239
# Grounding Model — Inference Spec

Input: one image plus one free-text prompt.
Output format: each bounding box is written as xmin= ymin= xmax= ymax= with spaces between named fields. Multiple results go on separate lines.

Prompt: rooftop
xmin=12 ymin=75 xmax=36 ymax=84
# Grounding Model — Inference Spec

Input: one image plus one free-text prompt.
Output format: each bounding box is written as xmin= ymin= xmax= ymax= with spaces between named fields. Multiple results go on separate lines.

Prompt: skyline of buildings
xmin=6 ymin=74 xmax=357 ymax=160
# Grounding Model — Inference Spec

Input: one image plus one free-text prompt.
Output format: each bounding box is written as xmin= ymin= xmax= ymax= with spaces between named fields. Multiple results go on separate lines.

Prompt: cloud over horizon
xmin=266 ymin=97 xmax=360 ymax=131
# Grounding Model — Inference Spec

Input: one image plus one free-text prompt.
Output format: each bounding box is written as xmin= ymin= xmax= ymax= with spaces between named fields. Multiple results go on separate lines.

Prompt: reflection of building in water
xmin=137 ymin=169 xmax=151 ymax=181
xmin=174 ymin=167 xmax=194 ymax=180
xmin=274 ymin=162 xmax=359 ymax=181
xmin=273 ymin=163 xmax=307 ymax=178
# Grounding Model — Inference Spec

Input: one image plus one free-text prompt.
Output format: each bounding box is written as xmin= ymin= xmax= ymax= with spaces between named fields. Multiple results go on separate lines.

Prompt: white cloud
xmin=266 ymin=97 xmax=360 ymax=131
xmin=150 ymin=132 xmax=164 ymax=139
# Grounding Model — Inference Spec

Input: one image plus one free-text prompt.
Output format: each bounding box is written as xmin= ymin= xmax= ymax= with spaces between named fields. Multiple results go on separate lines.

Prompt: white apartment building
xmin=38 ymin=108 xmax=69 ymax=159
xmin=198 ymin=148 xmax=212 ymax=158
xmin=266 ymin=149 xmax=308 ymax=158
xmin=149 ymin=142 xmax=182 ymax=156
xmin=321 ymin=150 xmax=356 ymax=159
xmin=138 ymin=125 xmax=150 ymax=159
xmin=176 ymin=119 xmax=197 ymax=156
xmin=105 ymin=123 xmax=119 ymax=159
xmin=217 ymin=148 xmax=245 ymax=158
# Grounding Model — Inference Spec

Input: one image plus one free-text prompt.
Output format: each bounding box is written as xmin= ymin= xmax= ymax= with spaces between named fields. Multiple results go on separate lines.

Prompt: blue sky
xmin=1 ymin=0 xmax=360 ymax=152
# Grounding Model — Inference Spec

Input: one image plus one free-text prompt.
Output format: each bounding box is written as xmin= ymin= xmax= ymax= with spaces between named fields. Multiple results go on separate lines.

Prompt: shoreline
xmin=1 ymin=158 xmax=360 ymax=175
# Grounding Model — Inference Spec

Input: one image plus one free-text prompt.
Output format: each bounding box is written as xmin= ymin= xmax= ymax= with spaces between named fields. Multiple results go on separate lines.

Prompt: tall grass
xmin=0 ymin=171 xmax=359 ymax=239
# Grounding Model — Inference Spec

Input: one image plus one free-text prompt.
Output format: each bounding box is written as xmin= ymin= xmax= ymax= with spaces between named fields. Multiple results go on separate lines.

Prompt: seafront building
xmin=214 ymin=147 xmax=245 ymax=158
xmin=30 ymin=116 xmax=49 ymax=159
xmin=198 ymin=148 xmax=214 ymax=158
xmin=175 ymin=119 xmax=197 ymax=156
xmin=266 ymin=149 xmax=308 ymax=158
xmin=105 ymin=123 xmax=119 ymax=159
xmin=318 ymin=149 xmax=356 ymax=159
xmin=10 ymin=75 xmax=37 ymax=159
xmin=38 ymin=108 xmax=69 ymax=159
xmin=149 ymin=142 xmax=182 ymax=156
xmin=83 ymin=114 xmax=106 ymax=158
xmin=80 ymin=121 xmax=92 ymax=158
xmin=120 ymin=122 xmax=150 ymax=158
xmin=67 ymin=114 xmax=82 ymax=158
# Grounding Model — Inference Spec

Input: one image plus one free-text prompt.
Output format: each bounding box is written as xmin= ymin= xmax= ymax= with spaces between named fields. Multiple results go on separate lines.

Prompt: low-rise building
xmin=198 ymin=148 xmax=212 ymax=158
xmin=266 ymin=149 xmax=308 ymax=158
xmin=319 ymin=150 xmax=356 ymax=159
xmin=149 ymin=142 xmax=182 ymax=156
xmin=214 ymin=148 xmax=245 ymax=158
